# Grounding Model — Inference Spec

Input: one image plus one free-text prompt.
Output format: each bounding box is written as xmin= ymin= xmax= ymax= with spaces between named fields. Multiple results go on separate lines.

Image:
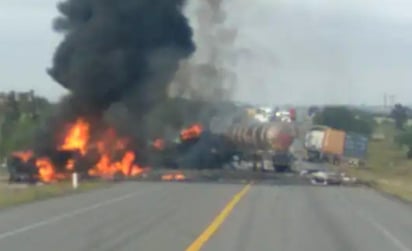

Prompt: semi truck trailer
xmin=224 ymin=121 xmax=296 ymax=172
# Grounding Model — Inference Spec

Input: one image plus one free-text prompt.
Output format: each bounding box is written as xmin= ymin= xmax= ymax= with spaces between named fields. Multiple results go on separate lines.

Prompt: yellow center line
xmin=185 ymin=183 xmax=252 ymax=251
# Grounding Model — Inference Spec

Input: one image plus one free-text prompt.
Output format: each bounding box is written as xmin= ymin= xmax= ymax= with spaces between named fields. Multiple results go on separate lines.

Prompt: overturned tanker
xmin=224 ymin=121 xmax=296 ymax=172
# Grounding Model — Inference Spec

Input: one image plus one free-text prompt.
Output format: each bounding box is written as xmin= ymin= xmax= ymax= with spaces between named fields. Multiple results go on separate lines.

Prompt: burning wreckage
xmin=7 ymin=119 xmax=233 ymax=183
xmin=6 ymin=0 xmax=297 ymax=184
xmin=8 ymin=118 xmax=148 ymax=183
xmin=7 ymin=0 xmax=200 ymax=183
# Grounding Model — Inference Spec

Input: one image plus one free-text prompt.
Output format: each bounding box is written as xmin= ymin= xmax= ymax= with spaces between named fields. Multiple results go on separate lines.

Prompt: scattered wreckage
xmin=300 ymin=169 xmax=358 ymax=186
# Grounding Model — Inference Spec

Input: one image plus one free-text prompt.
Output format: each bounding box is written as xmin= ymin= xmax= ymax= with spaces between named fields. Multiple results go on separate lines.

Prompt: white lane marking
xmin=359 ymin=212 xmax=412 ymax=251
xmin=336 ymin=191 xmax=412 ymax=251
xmin=0 ymin=191 xmax=143 ymax=240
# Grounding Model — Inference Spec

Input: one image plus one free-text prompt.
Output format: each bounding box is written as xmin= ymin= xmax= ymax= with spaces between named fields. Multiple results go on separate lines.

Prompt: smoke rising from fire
xmin=170 ymin=0 xmax=238 ymax=102
xmin=48 ymin=0 xmax=195 ymax=117
xmin=36 ymin=0 xmax=196 ymax=150
xmin=28 ymin=0 xmax=196 ymax=175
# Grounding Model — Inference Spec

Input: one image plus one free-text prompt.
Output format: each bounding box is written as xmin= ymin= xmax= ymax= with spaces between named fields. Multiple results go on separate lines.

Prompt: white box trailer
xmin=304 ymin=125 xmax=328 ymax=161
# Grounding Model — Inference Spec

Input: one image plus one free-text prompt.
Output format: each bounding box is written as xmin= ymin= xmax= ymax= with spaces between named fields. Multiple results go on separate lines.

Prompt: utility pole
xmin=0 ymin=116 xmax=4 ymax=161
xmin=390 ymin=95 xmax=396 ymax=107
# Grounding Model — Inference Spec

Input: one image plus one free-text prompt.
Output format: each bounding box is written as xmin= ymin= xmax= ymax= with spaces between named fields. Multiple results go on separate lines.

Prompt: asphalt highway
xmin=0 ymin=178 xmax=412 ymax=251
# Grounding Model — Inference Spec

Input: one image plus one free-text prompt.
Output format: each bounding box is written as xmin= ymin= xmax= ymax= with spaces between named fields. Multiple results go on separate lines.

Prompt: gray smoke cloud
xmin=170 ymin=0 xmax=238 ymax=102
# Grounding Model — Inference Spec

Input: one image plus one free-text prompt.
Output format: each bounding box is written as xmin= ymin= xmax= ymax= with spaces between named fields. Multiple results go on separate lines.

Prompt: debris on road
xmin=300 ymin=169 xmax=358 ymax=186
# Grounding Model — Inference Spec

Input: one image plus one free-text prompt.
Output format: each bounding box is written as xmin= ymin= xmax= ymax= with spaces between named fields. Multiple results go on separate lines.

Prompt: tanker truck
xmin=224 ymin=121 xmax=297 ymax=172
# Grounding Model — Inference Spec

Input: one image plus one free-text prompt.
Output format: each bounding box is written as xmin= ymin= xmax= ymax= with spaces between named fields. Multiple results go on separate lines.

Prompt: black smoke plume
xmin=49 ymin=0 xmax=194 ymax=130
xmin=49 ymin=0 xmax=194 ymax=115
xmin=33 ymin=0 xmax=195 ymax=166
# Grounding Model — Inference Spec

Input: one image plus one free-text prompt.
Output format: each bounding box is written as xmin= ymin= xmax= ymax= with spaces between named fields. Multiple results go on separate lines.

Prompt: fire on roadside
xmin=161 ymin=172 xmax=186 ymax=181
xmin=11 ymin=118 xmax=149 ymax=183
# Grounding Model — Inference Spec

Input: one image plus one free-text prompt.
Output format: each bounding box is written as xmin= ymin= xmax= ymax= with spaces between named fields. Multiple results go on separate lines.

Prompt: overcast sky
xmin=1 ymin=0 xmax=411 ymax=105
xmin=227 ymin=0 xmax=412 ymax=105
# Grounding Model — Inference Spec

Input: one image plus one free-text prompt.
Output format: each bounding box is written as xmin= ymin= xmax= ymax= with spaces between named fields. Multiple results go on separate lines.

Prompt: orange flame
xmin=35 ymin=157 xmax=55 ymax=183
xmin=119 ymin=151 xmax=134 ymax=176
xmin=130 ymin=165 xmax=144 ymax=177
xmin=161 ymin=174 xmax=174 ymax=181
xmin=161 ymin=172 xmax=186 ymax=181
xmin=59 ymin=118 xmax=90 ymax=155
xmin=174 ymin=173 xmax=186 ymax=181
xmin=12 ymin=150 xmax=34 ymax=162
xmin=180 ymin=124 xmax=203 ymax=141
xmin=66 ymin=159 xmax=75 ymax=171
xmin=12 ymin=118 xmax=148 ymax=183
xmin=88 ymin=150 xmax=145 ymax=178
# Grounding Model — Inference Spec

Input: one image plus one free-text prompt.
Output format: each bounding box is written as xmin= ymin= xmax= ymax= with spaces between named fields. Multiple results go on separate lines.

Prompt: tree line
xmin=313 ymin=106 xmax=375 ymax=136
xmin=0 ymin=92 xmax=53 ymax=159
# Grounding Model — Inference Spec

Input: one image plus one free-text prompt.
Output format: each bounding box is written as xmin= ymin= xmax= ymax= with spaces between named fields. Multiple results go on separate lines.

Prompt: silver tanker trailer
xmin=224 ymin=121 xmax=297 ymax=172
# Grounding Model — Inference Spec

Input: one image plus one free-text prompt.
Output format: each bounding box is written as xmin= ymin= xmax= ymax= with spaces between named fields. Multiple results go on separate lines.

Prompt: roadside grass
xmin=347 ymin=123 xmax=412 ymax=202
xmin=0 ymin=180 xmax=110 ymax=209
xmin=0 ymin=167 xmax=8 ymax=177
